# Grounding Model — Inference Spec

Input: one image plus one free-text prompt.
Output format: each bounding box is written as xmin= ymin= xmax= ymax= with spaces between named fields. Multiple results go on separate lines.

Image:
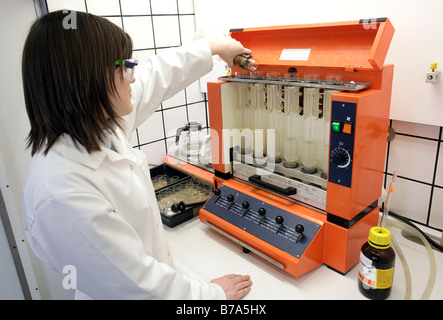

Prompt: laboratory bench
xmin=164 ymin=215 xmax=443 ymax=300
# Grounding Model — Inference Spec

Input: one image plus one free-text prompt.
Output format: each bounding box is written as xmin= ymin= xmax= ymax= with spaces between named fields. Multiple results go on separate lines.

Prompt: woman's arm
xmin=123 ymin=38 xmax=250 ymax=138
xmin=209 ymin=37 xmax=252 ymax=68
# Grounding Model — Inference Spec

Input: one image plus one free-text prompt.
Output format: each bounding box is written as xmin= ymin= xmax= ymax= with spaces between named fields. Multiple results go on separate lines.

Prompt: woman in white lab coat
xmin=21 ymin=10 xmax=252 ymax=300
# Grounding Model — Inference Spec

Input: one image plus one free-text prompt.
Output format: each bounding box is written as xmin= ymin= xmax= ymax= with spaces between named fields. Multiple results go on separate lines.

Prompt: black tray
xmin=155 ymin=177 xmax=213 ymax=228
xmin=150 ymin=163 xmax=189 ymax=192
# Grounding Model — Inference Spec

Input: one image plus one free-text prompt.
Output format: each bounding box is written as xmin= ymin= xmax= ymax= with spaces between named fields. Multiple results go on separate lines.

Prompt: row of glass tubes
xmin=232 ymin=70 xmax=343 ymax=83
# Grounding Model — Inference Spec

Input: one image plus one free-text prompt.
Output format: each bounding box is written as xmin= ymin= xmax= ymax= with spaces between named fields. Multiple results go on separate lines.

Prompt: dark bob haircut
xmin=22 ymin=10 xmax=133 ymax=155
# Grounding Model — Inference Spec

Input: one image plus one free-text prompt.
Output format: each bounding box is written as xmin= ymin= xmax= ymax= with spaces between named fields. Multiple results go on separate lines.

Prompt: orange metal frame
xmin=200 ymin=19 xmax=394 ymax=276
xmin=163 ymin=155 xmax=215 ymax=186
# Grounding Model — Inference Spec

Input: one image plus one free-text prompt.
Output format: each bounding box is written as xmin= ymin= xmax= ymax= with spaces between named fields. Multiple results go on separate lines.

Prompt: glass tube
xmin=266 ymin=84 xmax=284 ymax=163
xmin=236 ymin=83 xmax=253 ymax=155
xmin=301 ymin=88 xmax=320 ymax=174
xmin=236 ymin=83 xmax=247 ymax=130
xmin=251 ymin=83 xmax=267 ymax=159
xmin=319 ymin=90 xmax=337 ymax=179
xmin=283 ymin=86 xmax=302 ymax=168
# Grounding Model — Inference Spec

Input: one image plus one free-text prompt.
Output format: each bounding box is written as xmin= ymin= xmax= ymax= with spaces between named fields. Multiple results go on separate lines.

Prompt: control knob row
xmin=274 ymin=215 xmax=304 ymax=237
xmin=214 ymin=190 xmax=304 ymax=239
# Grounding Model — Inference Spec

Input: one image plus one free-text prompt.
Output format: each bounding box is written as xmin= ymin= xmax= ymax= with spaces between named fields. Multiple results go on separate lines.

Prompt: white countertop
xmin=164 ymin=215 xmax=443 ymax=300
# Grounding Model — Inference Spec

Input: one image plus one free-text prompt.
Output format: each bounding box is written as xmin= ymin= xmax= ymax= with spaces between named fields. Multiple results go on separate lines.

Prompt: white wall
xmin=0 ymin=0 xmax=73 ymax=300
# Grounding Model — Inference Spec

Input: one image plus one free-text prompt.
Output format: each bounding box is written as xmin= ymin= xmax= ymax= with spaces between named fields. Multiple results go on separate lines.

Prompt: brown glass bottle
xmin=358 ymin=227 xmax=395 ymax=300
xmin=233 ymin=53 xmax=258 ymax=71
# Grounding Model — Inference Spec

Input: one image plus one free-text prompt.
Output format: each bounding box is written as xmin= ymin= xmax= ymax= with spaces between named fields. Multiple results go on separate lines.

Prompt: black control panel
xmin=202 ymin=185 xmax=321 ymax=259
xmin=328 ymin=101 xmax=356 ymax=188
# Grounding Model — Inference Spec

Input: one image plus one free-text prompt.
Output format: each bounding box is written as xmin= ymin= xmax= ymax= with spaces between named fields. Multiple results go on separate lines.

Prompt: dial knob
xmin=241 ymin=201 xmax=250 ymax=209
xmin=226 ymin=194 xmax=234 ymax=202
xmin=332 ymin=152 xmax=347 ymax=165
xmin=331 ymin=147 xmax=351 ymax=168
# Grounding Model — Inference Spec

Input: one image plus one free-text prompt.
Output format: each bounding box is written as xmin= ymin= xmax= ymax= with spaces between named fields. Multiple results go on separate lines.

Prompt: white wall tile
xmin=179 ymin=15 xmax=196 ymax=44
xmin=386 ymin=175 xmax=431 ymax=224
xmin=133 ymin=49 xmax=156 ymax=64
xmin=150 ymin=0 xmax=178 ymax=14
xmin=140 ymin=141 xmax=166 ymax=165
xmin=162 ymin=90 xmax=186 ymax=109
xmin=392 ymin=120 xmax=440 ymax=139
xmin=123 ymin=16 xmax=154 ymax=49
xmin=187 ymin=102 xmax=207 ymax=127
xmin=120 ymin=0 xmax=151 ymax=15
xmin=47 ymin=0 xmax=86 ymax=11
xmin=86 ymin=0 xmax=121 ymax=15
xmin=163 ymin=106 xmax=188 ymax=138
xmin=185 ymin=80 xmax=204 ymax=103
xmin=137 ymin=111 xmax=165 ymax=144
xmin=387 ymin=135 xmax=437 ymax=184
xmin=166 ymin=136 xmax=177 ymax=153
xmin=104 ymin=16 xmax=123 ymax=28
xmin=434 ymin=142 xmax=443 ymax=187
xmin=153 ymin=16 xmax=181 ymax=48
xmin=430 ymin=187 xmax=443 ymax=229
xmin=178 ymin=0 xmax=195 ymax=14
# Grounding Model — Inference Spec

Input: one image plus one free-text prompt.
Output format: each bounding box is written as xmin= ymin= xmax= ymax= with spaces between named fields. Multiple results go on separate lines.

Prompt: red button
xmin=342 ymin=123 xmax=352 ymax=134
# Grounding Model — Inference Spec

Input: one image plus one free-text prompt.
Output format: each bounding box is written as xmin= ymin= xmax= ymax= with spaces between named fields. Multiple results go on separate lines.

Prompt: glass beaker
xmin=304 ymin=73 xmax=319 ymax=82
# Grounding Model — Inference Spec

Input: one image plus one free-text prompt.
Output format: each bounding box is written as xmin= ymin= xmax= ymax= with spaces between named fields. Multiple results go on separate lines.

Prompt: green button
xmin=332 ymin=121 xmax=341 ymax=132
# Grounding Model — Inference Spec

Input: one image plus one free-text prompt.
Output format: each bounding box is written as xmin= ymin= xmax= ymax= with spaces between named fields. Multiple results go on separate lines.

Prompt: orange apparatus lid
xmin=229 ymin=18 xmax=394 ymax=71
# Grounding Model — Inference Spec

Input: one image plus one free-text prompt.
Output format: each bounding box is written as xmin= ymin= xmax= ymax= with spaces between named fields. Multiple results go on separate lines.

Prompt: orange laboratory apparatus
xmin=193 ymin=18 xmax=394 ymax=277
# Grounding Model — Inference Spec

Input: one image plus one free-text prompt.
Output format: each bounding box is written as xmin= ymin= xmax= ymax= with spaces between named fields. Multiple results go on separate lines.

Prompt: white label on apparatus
xmin=279 ymin=48 xmax=311 ymax=61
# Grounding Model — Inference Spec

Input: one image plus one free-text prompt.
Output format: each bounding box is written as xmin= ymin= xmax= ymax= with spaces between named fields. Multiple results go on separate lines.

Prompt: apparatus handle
xmin=248 ymin=175 xmax=297 ymax=196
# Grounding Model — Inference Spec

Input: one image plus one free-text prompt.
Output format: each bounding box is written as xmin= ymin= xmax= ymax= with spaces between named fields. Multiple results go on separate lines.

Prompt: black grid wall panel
xmin=384 ymin=120 xmax=443 ymax=231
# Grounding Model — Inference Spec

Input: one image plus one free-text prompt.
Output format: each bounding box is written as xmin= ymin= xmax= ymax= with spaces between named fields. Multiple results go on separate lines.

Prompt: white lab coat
xmin=22 ymin=39 xmax=226 ymax=300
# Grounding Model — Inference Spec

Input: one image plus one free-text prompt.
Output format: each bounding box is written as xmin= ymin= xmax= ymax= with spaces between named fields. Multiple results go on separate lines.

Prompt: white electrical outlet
xmin=426 ymin=71 xmax=441 ymax=83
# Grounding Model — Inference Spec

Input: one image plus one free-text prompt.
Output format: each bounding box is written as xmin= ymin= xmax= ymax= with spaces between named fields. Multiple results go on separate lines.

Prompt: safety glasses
xmin=115 ymin=58 xmax=138 ymax=82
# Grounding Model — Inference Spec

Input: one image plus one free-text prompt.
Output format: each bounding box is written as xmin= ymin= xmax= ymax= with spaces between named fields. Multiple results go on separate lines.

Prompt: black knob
xmin=275 ymin=216 xmax=284 ymax=224
xmin=226 ymin=194 xmax=234 ymax=202
xmin=213 ymin=189 xmax=221 ymax=196
xmin=171 ymin=203 xmax=181 ymax=213
xmin=332 ymin=152 xmax=347 ymax=166
xmin=295 ymin=224 xmax=304 ymax=233
xmin=171 ymin=201 xmax=186 ymax=213
xmin=258 ymin=208 xmax=266 ymax=216
xmin=241 ymin=201 xmax=250 ymax=209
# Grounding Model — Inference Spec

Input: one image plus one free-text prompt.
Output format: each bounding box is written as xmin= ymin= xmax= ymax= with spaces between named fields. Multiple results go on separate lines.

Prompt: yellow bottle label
xmin=376 ymin=267 xmax=394 ymax=289
xmin=358 ymin=252 xmax=394 ymax=289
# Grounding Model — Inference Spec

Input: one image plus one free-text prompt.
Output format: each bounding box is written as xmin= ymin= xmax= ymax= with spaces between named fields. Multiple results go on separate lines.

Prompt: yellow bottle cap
xmin=368 ymin=226 xmax=391 ymax=249
xmin=431 ymin=62 xmax=438 ymax=70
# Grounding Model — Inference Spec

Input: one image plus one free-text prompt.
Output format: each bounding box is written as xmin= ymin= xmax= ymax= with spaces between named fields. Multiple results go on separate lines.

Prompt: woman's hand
xmin=209 ymin=37 xmax=252 ymax=68
xmin=211 ymin=274 xmax=252 ymax=300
